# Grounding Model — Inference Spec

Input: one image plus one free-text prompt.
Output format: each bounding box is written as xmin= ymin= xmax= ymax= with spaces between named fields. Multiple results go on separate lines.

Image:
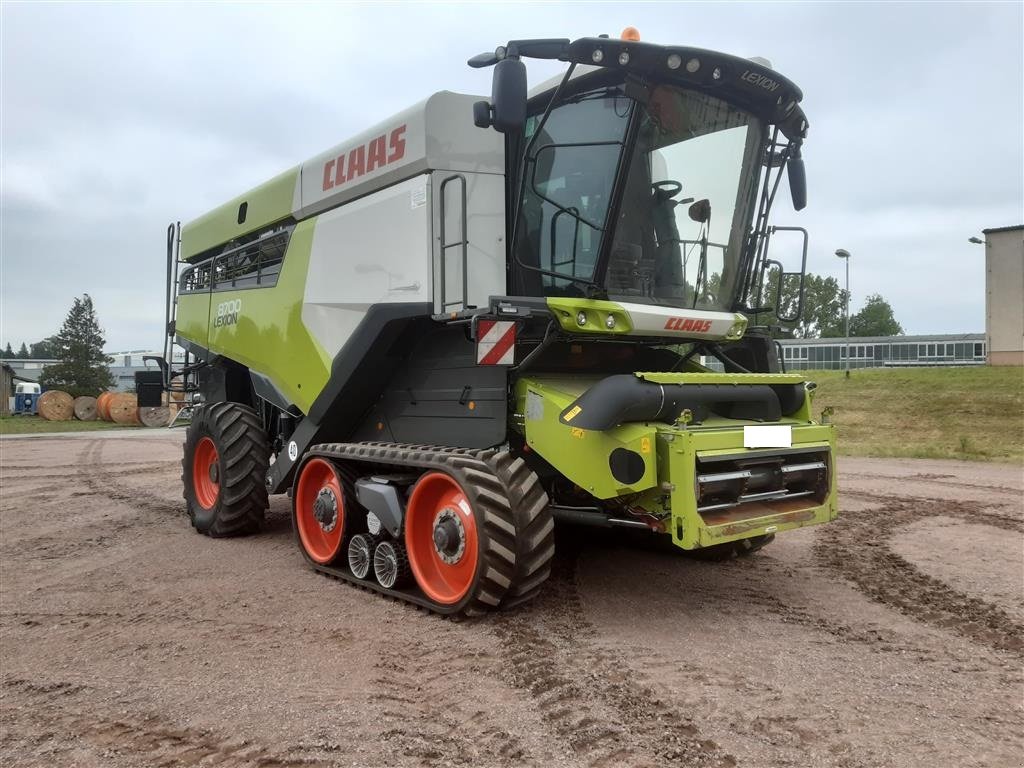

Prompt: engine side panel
xmin=302 ymin=175 xmax=433 ymax=362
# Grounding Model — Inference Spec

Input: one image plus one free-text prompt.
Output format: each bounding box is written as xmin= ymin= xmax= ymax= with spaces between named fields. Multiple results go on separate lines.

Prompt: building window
xmin=975 ymin=343 xmax=984 ymax=357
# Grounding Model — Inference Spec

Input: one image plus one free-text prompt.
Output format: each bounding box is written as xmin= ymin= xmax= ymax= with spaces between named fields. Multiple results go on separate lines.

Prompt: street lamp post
xmin=835 ymin=249 xmax=851 ymax=376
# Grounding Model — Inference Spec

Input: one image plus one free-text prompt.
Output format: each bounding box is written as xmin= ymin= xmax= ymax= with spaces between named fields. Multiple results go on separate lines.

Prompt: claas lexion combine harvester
xmin=139 ymin=29 xmax=837 ymax=616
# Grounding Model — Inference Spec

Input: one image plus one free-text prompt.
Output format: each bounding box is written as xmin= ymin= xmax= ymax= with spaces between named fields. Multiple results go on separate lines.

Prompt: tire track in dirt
xmin=78 ymin=439 xmax=183 ymax=517
xmin=1 ymin=677 xmax=333 ymax=767
xmin=371 ymin=632 xmax=532 ymax=767
xmin=816 ymin=496 xmax=1024 ymax=658
xmin=494 ymin=545 xmax=736 ymax=768
xmin=0 ymin=441 xmax=184 ymax=564
xmin=844 ymin=489 xmax=1023 ymax=532
xmin=855 ymin=472 xmax=1022 ymax=496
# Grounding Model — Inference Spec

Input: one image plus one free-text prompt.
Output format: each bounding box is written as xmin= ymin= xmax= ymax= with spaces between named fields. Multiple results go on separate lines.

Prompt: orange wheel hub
xmin=405 ymin=472 xmax=479 ymax=605
xmin=192 ymin=436 xmax=220 ymax=509
xmin=295 ymin=458 xmax=346 ymax=564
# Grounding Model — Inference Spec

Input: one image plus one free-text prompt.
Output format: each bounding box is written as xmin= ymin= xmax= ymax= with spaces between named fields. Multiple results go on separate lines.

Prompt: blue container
xmin=14 ymin=392 xmax=39 ymax=414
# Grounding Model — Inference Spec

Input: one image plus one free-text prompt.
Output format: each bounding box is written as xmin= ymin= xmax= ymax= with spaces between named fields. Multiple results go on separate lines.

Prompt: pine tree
xmin=2 ymin=342 xmax=13 ymax=358
xmin=16 ymin=343 xmax=29 ymax=359
xmin=38 ymin=295 xmax=115 ymax=397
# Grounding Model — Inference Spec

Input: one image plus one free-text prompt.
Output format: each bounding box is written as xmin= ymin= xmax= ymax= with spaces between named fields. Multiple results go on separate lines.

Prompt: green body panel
xmin=514 ymin=376 xmax=657 ymax=498
xmin=652 ymin=424 xmax=836 ymax=549
xmin=546 ymin=297 xmax=635 ymax=334
xmin=181 ymin=167 xmax=298 ymax=261
xmin=514 ymin=372 xmax=837 ymax=550
xmin=176 ymin=293 xmax=211 ymax=349
xmin=178 ymin=219 xmax=331 ymax=413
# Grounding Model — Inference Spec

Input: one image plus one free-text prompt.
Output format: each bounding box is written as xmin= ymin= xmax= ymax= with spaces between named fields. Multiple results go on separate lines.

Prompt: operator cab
xmin=472 ymin=33 xmax=809 ymax=322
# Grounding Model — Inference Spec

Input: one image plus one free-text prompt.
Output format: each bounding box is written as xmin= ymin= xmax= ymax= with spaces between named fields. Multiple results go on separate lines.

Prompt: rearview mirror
xmin=490 ymin=58 xmax=527 ymax=133
xmin=787 ymin=147 xmax=807 ymax=211
xmin=688 ymin=199 xmax=711 ymax=223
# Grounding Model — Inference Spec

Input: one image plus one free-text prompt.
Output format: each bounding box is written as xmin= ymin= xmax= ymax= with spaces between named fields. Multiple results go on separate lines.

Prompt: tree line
xmin=753 ymin=271 xmax=903 ymax=338
xmin=3 ymin=294 xmax=114 ymax=398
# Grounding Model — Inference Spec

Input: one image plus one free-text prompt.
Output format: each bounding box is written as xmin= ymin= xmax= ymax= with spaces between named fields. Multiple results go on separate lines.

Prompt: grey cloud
xmin=2 ymin=2 xmax=1021 ymax=351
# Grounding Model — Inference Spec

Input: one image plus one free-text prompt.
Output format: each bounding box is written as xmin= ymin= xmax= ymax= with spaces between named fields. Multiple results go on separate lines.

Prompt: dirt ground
xmin=1 ymin=432 xmax=1022 ymax=768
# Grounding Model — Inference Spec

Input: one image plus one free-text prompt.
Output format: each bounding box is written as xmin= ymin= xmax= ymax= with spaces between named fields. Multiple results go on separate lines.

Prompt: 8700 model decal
xmin=214 ymin=299 xmax=241 ymax=327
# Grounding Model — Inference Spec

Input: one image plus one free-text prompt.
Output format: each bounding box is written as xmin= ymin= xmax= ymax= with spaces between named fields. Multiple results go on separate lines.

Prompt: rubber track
xmin=297 ymin=442 xmax=554 ymax=617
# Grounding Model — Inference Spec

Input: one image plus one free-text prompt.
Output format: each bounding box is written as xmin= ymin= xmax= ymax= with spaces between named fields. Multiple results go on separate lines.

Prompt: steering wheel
xmin=652 ymin=180 xmax=683 ymax=199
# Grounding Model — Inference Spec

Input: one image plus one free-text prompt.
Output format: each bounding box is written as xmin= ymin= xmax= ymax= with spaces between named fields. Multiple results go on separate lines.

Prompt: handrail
xmin=438 ymin=174 xmax=469 ymax=312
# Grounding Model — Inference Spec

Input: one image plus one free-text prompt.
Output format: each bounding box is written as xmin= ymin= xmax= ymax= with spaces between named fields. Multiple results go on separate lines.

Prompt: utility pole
xmin=835 ymin=249 xmax=851 ymax=377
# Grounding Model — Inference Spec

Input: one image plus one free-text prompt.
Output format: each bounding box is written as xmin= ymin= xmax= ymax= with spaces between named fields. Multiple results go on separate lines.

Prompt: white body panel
xmin=431 ymin=170 xmax=506 ymax=314
xmin=294 ymin=92 xmax=503 ymax=221
xmin=619 ymin=302 xmax=743 ymax=340
xmin=303 ymin=175 xmax=433 ymax=359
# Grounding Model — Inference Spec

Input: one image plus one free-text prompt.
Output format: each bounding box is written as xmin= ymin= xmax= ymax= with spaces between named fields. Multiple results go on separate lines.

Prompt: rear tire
xmin=183 ymin=402 xmax=269 ymax=537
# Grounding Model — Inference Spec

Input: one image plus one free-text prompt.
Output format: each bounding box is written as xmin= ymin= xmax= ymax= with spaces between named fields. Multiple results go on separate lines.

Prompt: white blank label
xmin=743 ymin=425 xmax=792 ymax=448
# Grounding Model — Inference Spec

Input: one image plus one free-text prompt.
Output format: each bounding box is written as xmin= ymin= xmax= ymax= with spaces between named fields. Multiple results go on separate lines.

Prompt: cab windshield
xmin=513 ymin=83 xmax=764 ymax=313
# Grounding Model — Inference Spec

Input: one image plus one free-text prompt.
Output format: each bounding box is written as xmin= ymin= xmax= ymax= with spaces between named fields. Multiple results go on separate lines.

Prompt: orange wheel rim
xmin=295 ymin=458 xmax=346 ymax=564
xmin=192 ymin=436 xmax=220 ymax=509
xmin=405 ymin=472 xmax=479 ymax=605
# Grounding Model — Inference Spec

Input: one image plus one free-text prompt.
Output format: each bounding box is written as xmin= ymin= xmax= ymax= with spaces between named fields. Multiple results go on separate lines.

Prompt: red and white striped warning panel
xmin=476 ymin=320 xmax=516 ymax=365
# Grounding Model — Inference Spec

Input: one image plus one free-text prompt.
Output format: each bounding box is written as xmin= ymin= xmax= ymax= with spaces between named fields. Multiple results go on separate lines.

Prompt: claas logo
xmin=322 ymin=125 xmax=407 ymax=191
xmin=664 ymin=317 xmax=713 ymax=333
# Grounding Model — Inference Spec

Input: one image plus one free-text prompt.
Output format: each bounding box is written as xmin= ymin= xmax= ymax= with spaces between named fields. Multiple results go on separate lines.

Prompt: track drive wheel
xmin=404 ymin=458 xmax=554 ymax=614
xmin=183 ymin=402 xmax=269 ymax=537
xmin=405 ymin=472 xmax=482 ymax=606
xmin=294 ymin=458 xmax=348 ymax=565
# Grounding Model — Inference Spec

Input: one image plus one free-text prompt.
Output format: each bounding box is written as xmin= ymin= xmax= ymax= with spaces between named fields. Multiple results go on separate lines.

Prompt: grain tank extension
xmin=140 ymin=31 xmax=837 ymax=616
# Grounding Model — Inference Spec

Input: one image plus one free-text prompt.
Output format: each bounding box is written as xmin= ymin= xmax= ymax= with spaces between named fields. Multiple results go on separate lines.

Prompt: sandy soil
xmin=1 ymin=435 xmax=1021 ymax=767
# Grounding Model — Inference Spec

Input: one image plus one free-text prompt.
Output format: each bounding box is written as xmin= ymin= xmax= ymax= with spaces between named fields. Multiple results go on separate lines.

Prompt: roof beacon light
xmin=621 ymin=26 xmax=641 ymax=41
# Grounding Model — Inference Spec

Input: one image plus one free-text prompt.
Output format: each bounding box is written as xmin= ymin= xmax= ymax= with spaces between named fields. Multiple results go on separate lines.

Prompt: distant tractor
xmin=140 ymin=30 xmax=837 ymax=616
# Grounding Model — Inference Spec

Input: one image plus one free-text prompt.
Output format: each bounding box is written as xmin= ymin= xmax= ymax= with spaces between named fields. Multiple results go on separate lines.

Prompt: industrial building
xmin=1 ymin=350 xmax=183 ymax=393
xmin=107 ymin=349 xmax=185 ymax=391
xmin=981 ymin=225 xmax=1024 ymax=366
xmin=777 ymin=333 xmax=986 ymax=371
xmin=0 ymin=358 xmax=57 ymax=383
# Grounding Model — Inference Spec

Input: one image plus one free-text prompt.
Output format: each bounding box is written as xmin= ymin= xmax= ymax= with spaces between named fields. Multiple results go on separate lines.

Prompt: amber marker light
xmin=621 ymin=26 xmax=641 ymax=41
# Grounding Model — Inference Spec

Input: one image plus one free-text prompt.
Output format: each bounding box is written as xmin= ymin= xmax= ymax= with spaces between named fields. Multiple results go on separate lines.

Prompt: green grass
xmin=808 ymin=366 xmax=1023 ymax=462
xmin=0 ymin=415 xmax=139 ymax=435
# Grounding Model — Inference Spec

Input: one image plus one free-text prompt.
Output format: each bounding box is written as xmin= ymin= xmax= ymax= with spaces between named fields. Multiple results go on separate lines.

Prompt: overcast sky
xmin=2 ymin=2 xmax=1021 ymax=352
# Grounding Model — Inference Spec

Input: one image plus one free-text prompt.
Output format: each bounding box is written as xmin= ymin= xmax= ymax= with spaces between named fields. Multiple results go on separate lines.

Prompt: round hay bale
xmin=139 ymin=405 xmax=171 ymax=428
xmin=108 ymin=393 xmax=140 ymax=425
xmin=73 ymin=396 xmax=98 ymax=421
xmin=96 ymin=392 xmax=114 ymax=421
xmin=37 ymin=390 xmax=74 ymax=421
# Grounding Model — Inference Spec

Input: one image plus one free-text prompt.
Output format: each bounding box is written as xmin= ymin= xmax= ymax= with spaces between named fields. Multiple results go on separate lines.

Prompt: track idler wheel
xmin=294 ymin=458 xmax=347 ymax=565
xmin=373 ymin=540 xmax=411 ymax=589
xmin=347 ymin=533 xmax=378 ymax=580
